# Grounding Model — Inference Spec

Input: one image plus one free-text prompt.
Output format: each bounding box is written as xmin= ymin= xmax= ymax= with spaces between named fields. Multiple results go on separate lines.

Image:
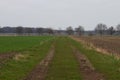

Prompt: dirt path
xmin=23 ymin=46 xmax=55 ymax=80
xmin=72 ymin=47 xmax=105 ymax=80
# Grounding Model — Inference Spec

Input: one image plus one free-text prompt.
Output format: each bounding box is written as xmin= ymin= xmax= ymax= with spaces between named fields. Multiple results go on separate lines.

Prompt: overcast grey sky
xmin=0 ymin=0 xmax=120 ymax=30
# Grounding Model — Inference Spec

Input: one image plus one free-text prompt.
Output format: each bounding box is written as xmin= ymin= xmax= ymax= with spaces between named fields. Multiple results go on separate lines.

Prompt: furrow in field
xmin=23 ymin=45 xmax=54 ymax=80
xmin=72 ymin=47 xmax=105 ymax=80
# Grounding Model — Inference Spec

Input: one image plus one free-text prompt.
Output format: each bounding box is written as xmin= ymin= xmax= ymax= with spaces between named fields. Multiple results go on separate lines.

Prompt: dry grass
xmin=13 ymin=53 xmax=29 ymax=61
xmin=71 ymin=36 xmax=120 ymax=59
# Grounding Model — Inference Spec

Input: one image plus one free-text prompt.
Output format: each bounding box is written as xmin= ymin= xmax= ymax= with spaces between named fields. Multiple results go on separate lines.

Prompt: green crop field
xmin=0 ymin=36 xmax=53 ymax=53
xmin=0 ymin=36 xmax=120 ymax=80
xmin=0 ymin=36 xmax=54 ymax=80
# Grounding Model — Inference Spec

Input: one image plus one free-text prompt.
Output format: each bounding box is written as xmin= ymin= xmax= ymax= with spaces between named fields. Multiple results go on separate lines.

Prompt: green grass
xmin=0 ymin=37 xmax=54 ymax=80
xmin=0 ymin=36 xmax=53 ymax=53
xmin=46 ymin=37 xmax=82 ymax=80
xmin=70 ymin=37 xmax=120 ymax=80
xmin=2 ymin=36 xmax=120 ymax=80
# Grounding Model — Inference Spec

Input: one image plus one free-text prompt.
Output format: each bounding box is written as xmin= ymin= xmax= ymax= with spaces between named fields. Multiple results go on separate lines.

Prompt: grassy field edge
xmin=70 ymin=37 xmax=120 ymax=80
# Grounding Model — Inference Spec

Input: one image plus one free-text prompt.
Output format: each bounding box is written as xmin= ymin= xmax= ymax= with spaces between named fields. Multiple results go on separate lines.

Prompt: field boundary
xmin=70 ymin=36 xmax=120 ymax=59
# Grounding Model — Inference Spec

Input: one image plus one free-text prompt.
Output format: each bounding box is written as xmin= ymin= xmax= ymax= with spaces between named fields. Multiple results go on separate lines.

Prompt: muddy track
xmin=72 ymin=47 xmax=105 ymax=80
xmin=23 ymin=46 xmax=54 ymax=80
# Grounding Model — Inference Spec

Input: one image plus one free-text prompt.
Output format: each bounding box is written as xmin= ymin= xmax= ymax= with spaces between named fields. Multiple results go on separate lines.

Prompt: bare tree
xmin=36 ymin=28 xmax=44 ymax=35
xmin=75 ymin=25 xmax=84 ymax=36
xmin=0 ymin=26 xmax=2 ymax=33
xmin=107 ymin=26 xmax=115 ymax=35
xmin=116 ymin=24 xmax=120 ymax=32
xmin=47 ymin=28 xmax=54 ymax=35
xmin=95 ymin=23 xmax=107 ymax=35
xmin=16 ymin=26 xmax=23 ymax=35
xmin=25 ymin=28 xmax=33 ymax=33
xmin=66 ymin=26 xmax=74 ymax=35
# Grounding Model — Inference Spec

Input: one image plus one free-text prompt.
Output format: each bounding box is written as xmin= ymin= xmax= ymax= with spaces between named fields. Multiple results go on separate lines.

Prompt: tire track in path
xmin=72 ymin=47 xmax=105 ymax=80
xmin=23 ymin=45 xmax=55 ymax=80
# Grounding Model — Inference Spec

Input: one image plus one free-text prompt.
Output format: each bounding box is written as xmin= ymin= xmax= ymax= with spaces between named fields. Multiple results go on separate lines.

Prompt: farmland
xmin=0 ymin=36 xmax=54 ymax=80
xmin=72 ymin=36 xmax=120 ymax=58
xmin=70 ymin=36 xmax=120 ymax=80
xmin=0 ymin=36 xmax=53 ymax=53
xmin=0 ymin=36 xmax=120 ymax=80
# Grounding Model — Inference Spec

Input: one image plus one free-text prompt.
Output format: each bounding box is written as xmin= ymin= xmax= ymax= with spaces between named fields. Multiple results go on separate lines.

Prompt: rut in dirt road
xmin=23 ymin=46 xmax=55 ymax=80
xmin=72 ymin=47 xmax=105 ymax=80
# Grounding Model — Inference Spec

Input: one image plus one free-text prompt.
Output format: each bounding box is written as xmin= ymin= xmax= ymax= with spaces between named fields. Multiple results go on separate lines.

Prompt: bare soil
xmin=0 ymin=52 xmax=17 ymax=67
xmin=23 ymin=46 xmax=54 ymax=80
xmin=0 ymin=52 xmax=16 ymax=60
xmin=72 ymin=47 xmax=105 ymax=80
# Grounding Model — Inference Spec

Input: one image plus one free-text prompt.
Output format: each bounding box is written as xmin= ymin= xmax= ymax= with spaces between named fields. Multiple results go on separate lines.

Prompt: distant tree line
xmin=0 ymin=23 xmax=120 ymax=36
xmin=0 ymin=26 xmax=54 ymax=35
xmin=66 ymin=23 xmax=120 ymax=36
xmin=95 ymin=23 xmax=120 ymax=36
xmin=66 ymin=26 xmax=84 ymax=36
